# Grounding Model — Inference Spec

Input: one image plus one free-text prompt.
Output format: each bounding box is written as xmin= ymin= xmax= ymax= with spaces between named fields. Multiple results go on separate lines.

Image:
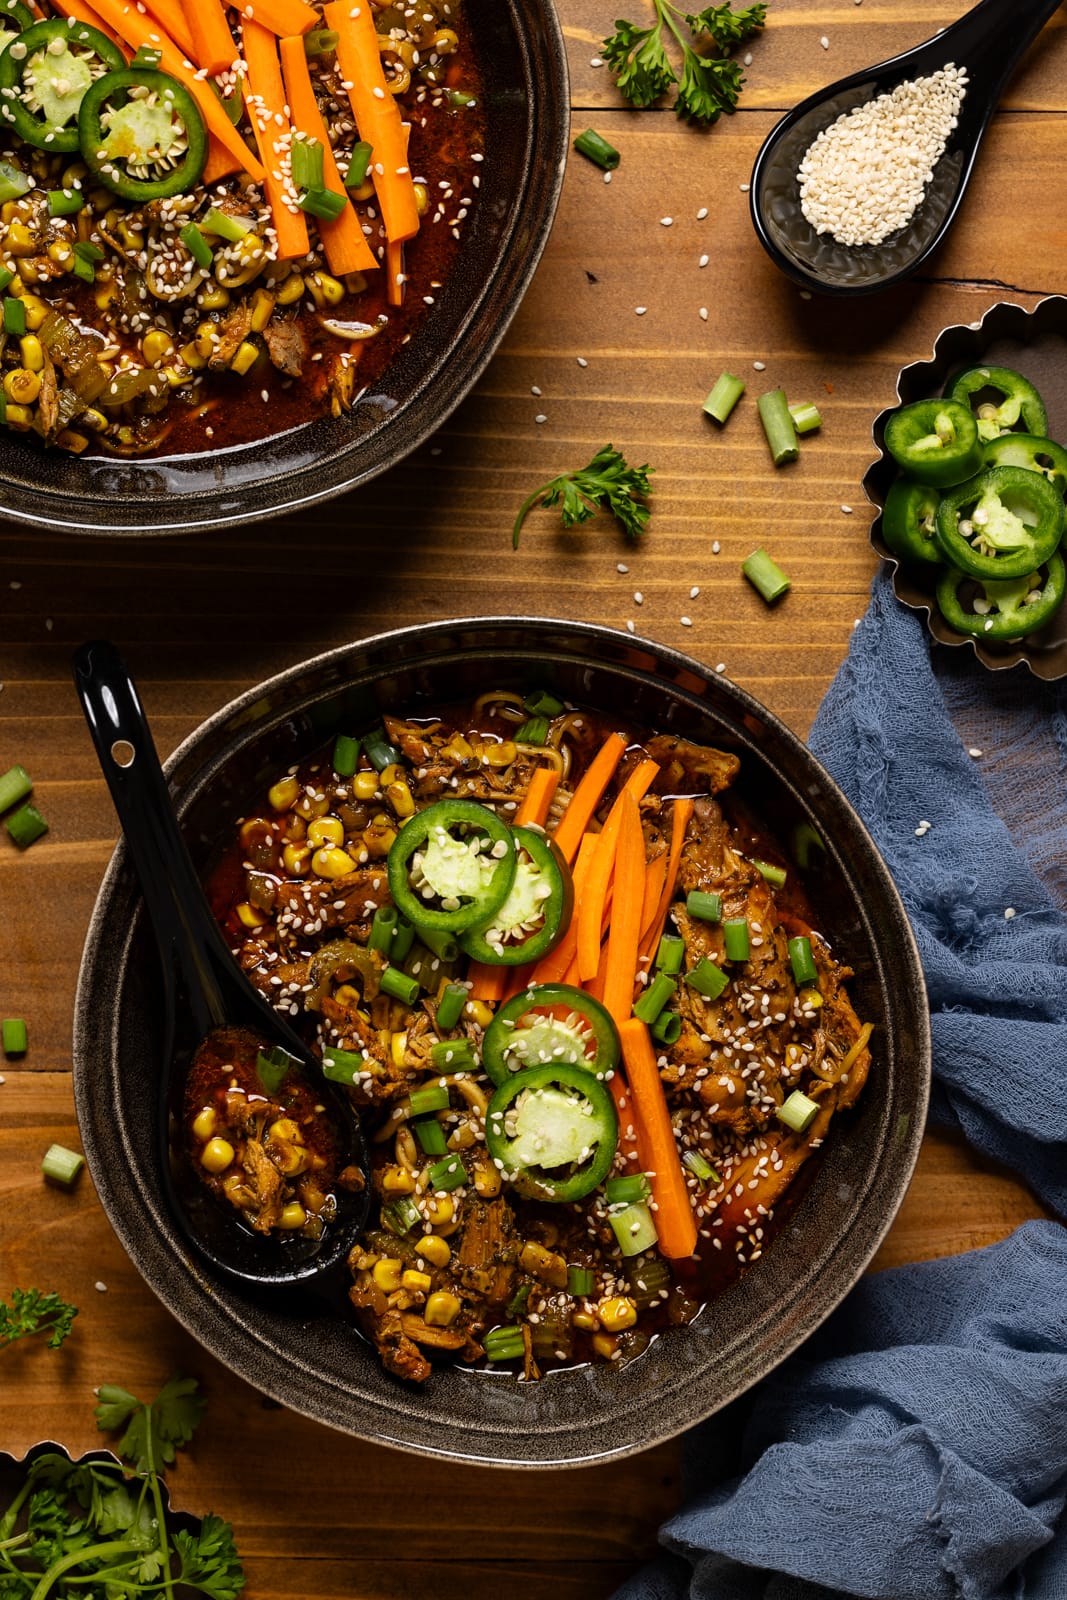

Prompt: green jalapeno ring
xmin=386 ymin=797 xmax=517 ymax=934
xmin=458 ymin=826 xmax=573 ymax=967
xmin=481 ymin=981 xmax=621 ymax=1088
xmin=883 ymin=398 xmax=983 ymax=488
xmin=935 ymin=553 xmax=1066 ymax=642
xmin=0 ymin=18 xmax=125 ymax=153
xmin=78 ymin=67 xmax=208 ymax=201
xmin=934 ymin=465 xmax=1064 ymax=582
xmin=880 ymin=477 xmax=943 ymax=567
xmin=982 ymin=433 xmax=1067 ymax=500
xmin=484 ymin=1062 xmax=618 ymax=1203
xmin=947 ymin=365 xmax=1048 ymax=442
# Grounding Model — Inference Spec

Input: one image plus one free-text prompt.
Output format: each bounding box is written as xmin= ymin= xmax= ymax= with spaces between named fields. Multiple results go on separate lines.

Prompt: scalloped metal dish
xmin=864 ymin=295 xmax=1067 ymax=679
xmin=0 ymin=1442 xmax=202 ymax=1533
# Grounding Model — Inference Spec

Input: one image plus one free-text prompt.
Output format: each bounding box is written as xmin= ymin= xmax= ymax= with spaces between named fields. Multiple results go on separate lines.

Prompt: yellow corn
xmin=597 ymin=1295 xmax=637 ymax=1332
xmin=352 ymin=1250 xmax=379 ymax=1271
xmin=361 ymin=817 xmax=396 ymax=858
xmin=307 ymin=270 xmax=344 ymax=308
xmin=80 ymin=408 xmax=107 ymax=433
xmin=180 ymin=340 xmax=207 ymax=370
xmin=47 ymin=240 xmax=73 ymax=266
xmin=275 ymin=273 xmax=304 ymax=304
xmin=4 ymin=222 xmax=35 ymax=257
xmin=200 ymin=1136 xmax=235 ymax=1173
xmin=162 ymin=364 xmax=189 ymax=389
xmin=799 ymin=986 xmax=823 ymax=1010
xmin=312 ymin=845 xmax=354 ymax=880
xmin=191 ymin=1106 xmax=216 ymax=1141
xmin=519 ymin=1242 xmax=568 ymax=1289
xmin=433 ymin=25 xmax=458 ymax=51
xmin=385 ymin=779 xmax=415 ymax=818
xmin=142 ymin=330 xmax=175 ymax=366
xmin=442 ymin=734 xmax=473 ymax=762
xmin=572 ymin=1310 xmax=599 ymax=1333
xmin=229 ymin=339 xmax=259 ymax=376
xmin=372 ymin=1257 xmax=403 ymax=1292
xmin=401 ymin=1268 xmax=432 ymax=1294
xmin=18 ymin=334 xmax=42 ymax=372
xmin=282 ymin=841 xmax=311 ymax=876
xmin=422 ymin=1194 xmax=453 ymax=1227
xmin=278 ymin=1202 xmax=307 ymax=1230
xmin=268 ymin=775 xmax=299 ymax=811
xmin=3 ymin=403 xmax=32 ymax=430
xmin=483 ymin=740 xmax=517 ymax=768
xmin=194 ymin=322 xmax=218 ymax=360
xmin=293 ymin=789 xmax=329 ymax=820
xmin=19 ymin=294 xmax=48 ymax=330
xmin=0 ymin=201 xmax=17 ymax=224
xmin=199 ymin=285 xmax=231 ymax=311
xmin=308 ymin=815 xmax=345 ymax=848
xmin=381 ymin=1164 xmax=417 ymax=1194
xmin=236 ymin=901 xmax=268 ymax=929
xmin=351 ymin=178 xmax=374 ymax=202
xmin=464 ymin=999 xmax=494 ymax=1029
xmin=333 ymin=983 xmax=361 ymax=1007
xmin=60 ymin=161 xmax=87 ymax=187
xmin=352 ymin=770 xmax=380 ymax=801
xmin=418 ymin=1236 xmax=451 ymax=1269
xmin=3 ymin=368 xmax=40 ymax=405
xmin=378 ymin=763 xmax=402 ymax=787
xmin=94 ymin=278 xmax=118 ymax=311
xmin=249 ymin=287 xmax=276 ymax=331
xmin=424 ymin=1291 xmax=461 ymax=1327
xmin=390 ymin=1030 xmax=407 ymax=1069
xmin=413 ymin=181 xmax=429 ymax=216
xmin=471 ymin=1156 xmax=501 ymax=1198
xmin=268 ymin=1118 xmax=302 ymax=1143
xmin=591 ymin=1332 xmax=619 ymax=1361
xmin=58 ymin=430 xmax=89 ymax=457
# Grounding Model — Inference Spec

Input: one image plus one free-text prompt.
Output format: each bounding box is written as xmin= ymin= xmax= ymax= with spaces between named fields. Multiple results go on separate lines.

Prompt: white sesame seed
xmin=634 ymin=591 xmax=643 ymax=604
xmin=699 ymin=306 xmax=708 ymax=320
xmin=635 ymin=305 xmax=647 ymax=315
xmin=626 ymin=620 xmax=635 ymax=632
xmin=531 ymin=385 xmax=541 ymax=395
xmin=661 ymin=216 xmax=673 ymax=225
xmin=590 ymin=54 xmax=603 ymax=65
xmin=690 ymin=585 xmax=700 ymax=597
xmin=699 ymin=253 xmax=709 ymax=267
xmin=1004 ymin=907 xmax=1016 ymax=919
xmin=534 ymin=413 xmax=547 ymax=423
xmin=680 ymin=615 xmax=692 ymax=626
xmin=753 ymin=360 xmax=766 ymax=371
xmin=841 ymin=504 xmax=854 ymax=514
xmin=576 ymin=356 xmax=588 ymax=367
xmin=820 ymin=33 xmax=829 ymax=46
xmin=617 ymin=562 xmax=629 ymax=573
xmin=696 ymin=206 xmax=708 ymax=219
xmin=604 ymin=170 xmax=612 ymax=184
xmin=968 ymin=747 xmax=983 ymax=757
xmin=712 ymin=540 xmax=720 ymax=554
xmin=738 ymin=182 xmax=749 ymax=192
xmin=743 ymin=50 xmax=752 ymax=63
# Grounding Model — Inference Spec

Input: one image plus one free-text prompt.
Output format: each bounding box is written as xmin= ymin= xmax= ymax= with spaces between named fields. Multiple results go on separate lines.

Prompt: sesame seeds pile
xmin=797 ymin=65 xmax=968 ymax=247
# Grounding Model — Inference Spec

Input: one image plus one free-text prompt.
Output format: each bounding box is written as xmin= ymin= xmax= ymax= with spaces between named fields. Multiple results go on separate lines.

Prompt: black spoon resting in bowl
xmin=749 ymin=0 xmax=1063 ymax=297
xmin=73 ymin=640 xmax=373 ymax=1290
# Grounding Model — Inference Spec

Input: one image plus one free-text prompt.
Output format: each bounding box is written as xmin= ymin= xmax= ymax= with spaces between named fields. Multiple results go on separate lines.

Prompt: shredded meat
xmin=275 ymin=866 xmax=392 ymax=933
xmin=208 ymin=302 xmax=253 ymax=370
xmin=264 ymin=319 xmax=307 ymax=378
xmin=644 ymin=734 xmax=740 ymax=797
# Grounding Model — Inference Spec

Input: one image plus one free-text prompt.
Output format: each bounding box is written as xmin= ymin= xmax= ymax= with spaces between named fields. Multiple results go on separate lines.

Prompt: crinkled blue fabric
xmin=613 ymin=573 xmax=1067 ymax=1600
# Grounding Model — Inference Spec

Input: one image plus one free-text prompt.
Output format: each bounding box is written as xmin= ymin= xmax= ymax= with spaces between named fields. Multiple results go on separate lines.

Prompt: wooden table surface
xmin=0 ymin=0 xmax=1060 ymax=1593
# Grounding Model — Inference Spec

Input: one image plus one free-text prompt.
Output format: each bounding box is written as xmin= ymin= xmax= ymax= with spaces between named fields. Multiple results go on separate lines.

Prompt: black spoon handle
xmin=72 ymin=639 xmax=227 ymax=1041
xmin=943 ymin=0 xmax=1062 ymax=89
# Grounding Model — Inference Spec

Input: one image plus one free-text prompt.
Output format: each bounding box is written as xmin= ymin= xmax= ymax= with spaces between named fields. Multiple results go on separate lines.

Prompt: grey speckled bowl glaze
xmin=73 ymin=620 xmax=930 ymax=1467
xmin=0 ymin=0 xmax=568 ymax=536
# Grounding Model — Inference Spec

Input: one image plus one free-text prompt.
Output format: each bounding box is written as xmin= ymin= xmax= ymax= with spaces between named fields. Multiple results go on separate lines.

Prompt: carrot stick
xmin=88 ymin=0 xmax=264 ymax=178
xmin=618 ymin=1018 xmax=698 ymax=1259
xmin=386 ymin=236 xmax=405 ymax=308
xmin=50 ymin=0 xmax=126 ymax=51
xmin=465 ymin=960 xmax=508 ymax=1004
xmin=242 ymin=20 xmax=309 ymax=261
xmin=515 ymin=766 xmax=561 ymax=829
xmin=323 ymin=0 xmax=420 ymax=244
xmin=575 ymin=759 xmax=659 ymax=982
xmin=639 ymin=797 xmax=695 ymax=962
xmin=204 ymin=136 xmax=242 ymax=182
xmin=528 ymin=832 xmax=598 ymax=986
xmin=180 ymin=0 xmax=234 ymax=74
xmin=640 ymin=853 xmax=668 ymax=941
xmin=242 ymin=0 xmax=318 ymax=37
xmin=279 ymin=34 xmax=379 ymax=274
xmin=550 ymin=732 xmax=626 ymax=866
xmin=145 ymin=0 xmax=196 ymax=59
xmin=601 ymin=792 xmax=647 ymax=1030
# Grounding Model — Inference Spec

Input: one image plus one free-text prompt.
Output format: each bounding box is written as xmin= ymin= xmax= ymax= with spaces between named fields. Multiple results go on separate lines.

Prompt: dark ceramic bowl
xmin=0 ymin=0 xmax=568 ymax=536
xmin=73 ymin=620 xmax=930 ymax=1467
xmin=865 ymin=295 xmax=1067 ymax=679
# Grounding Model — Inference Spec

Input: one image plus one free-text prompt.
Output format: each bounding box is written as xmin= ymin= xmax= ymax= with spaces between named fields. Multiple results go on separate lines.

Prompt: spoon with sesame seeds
xmin=749 ymin=0 xmax=1063 ymax=296
xmin=73 ymin=639 xmax=373 ymax=1291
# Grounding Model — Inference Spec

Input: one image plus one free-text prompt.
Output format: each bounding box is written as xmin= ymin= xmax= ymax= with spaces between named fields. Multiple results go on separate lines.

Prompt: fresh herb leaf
xmin=174 ymin=1514 xmax=247 ymax=1599
xmin=513 ymin=445 xmax=653 ymax=547
xmin=0 ymin=1288 xmax=78 ymax=1350
xmin=602 ymin=0 xmax=766 ymax=124
xmin=95 ymin=1374 xmax=207 ymax=1472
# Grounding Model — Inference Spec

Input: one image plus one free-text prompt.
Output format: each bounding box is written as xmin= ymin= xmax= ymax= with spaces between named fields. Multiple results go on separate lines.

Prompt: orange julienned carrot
xmin=550 ymin=732 xmax=626 ymax=865
xmin=242 ymin=20 xmax=310 ymax=261
xmin=204 ymin=135 xmax=243 ymax=183
xmin=601 ymin=792 xmax=648 ymax=1030
xmin=386 ymin=236 xmax=405 ymax=308
xmin=639 ymin=796 xmax=695 ymax=962
xmin=323 ymin=0 xmax=421 ymax=245
xmin=88 ymin=0 xmax=264 ymax=177
xmin=144 ymin=0 xmax=196 ymax=59
xmin=279 ymin=34 xmax=379 ymax=274
xmin=618 ymin=1018 xmax=698 ymax=1259
xmin=514 ymin=765 xmax=561 ymax=829
xmin=180 ymin=0 xmax=235 ymax=75
xmin=640 ymin=853 xmax=668 ymax=942
xmin=50 ymin=0 xmax=126 ymax=51
xmin=243 ymin=0 xmax=318 ymax=36
xmin=465 ymin=960 xmax=509 ymax=1004
xmin=528 ymin=831 xmax=598 ymax=986
xmin=575 ymin=759 xmax=659 ymax=981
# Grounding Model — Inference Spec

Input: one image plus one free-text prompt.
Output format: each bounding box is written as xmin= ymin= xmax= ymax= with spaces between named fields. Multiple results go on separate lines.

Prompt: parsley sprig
xmin=0 ymin=1377 xmax=245 ymax=1599
xmin=0 ymin=1289 xmax=78 ymax=1352
xmin=602 ymin=0 xmax=767 ymax=123
xmin=513 ymin=445 xmax=653 ymax=547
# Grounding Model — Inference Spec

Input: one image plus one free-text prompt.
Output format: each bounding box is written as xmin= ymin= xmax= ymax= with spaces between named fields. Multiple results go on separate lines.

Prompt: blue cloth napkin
xmin=614 ymin=572 xmax=1067 ymax=1600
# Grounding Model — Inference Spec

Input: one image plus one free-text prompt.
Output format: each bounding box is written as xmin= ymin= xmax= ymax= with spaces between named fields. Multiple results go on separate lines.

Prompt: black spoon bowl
xmin=73 ymin=640 xmax=373 ymax=1290
xmin=750 ymin=0 xmax=1062 ymax=296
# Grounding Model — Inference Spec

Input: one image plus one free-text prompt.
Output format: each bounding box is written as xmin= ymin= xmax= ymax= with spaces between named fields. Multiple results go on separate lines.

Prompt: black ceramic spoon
xmin=73 ymin=640 xmax=372 ymax=1290
xmin=749 ymin=0 xmax=1063 ymax=296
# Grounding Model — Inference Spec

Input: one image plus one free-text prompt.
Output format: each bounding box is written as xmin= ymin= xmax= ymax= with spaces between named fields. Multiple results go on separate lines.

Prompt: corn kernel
xmin=20 ymin=294 xmax=48 ymax=330
xmin=229 ymin=339 xmax=259 ymax=376
xmin=312 ymin=845 xmax=355 ymax=880
xmin=520 ymin=1241 xmax=568 ymax=1288
xmin=268 ymin=776 xmax=300 ymax=811
xmin=0 ymin=201 xmax=16 ymax=224
xmin=47 ymin=240 xmax=73 ymax=266
xmin=413 ymin=181 xmax=429 ymax=215
xmin=378 ymin=763 xmax=402 ymax=787
xmin=424 ymin=1291 xmax=461 ymax=1327
xmin=4 ymin=222 xmax=35 ymax=256
xmin=162 ymin=364 xmax=189 ymax=389
xmin=484 ymin=739 xmax=517 ymax=767
xmin=94 ymin=278 xmax=118 ymax=311
xmin=200 ymin=1136 xmax=235 ymax=1173
xmin=279 ymin=1201 xmax=307 ymax=1230
xmin=282 ymin=841 xmax=311 ymax=876
xmin=333 ymin=983 xmax=361 ymax=1007
xmin=381 ymin=1165 xmax=417 ymax=1194
xmin=373 ymin=1257 xmax=403 ymax=1292
xmin=390 ymin=1030 xmax=407 ymax=1069
xmin=423 ymin=1194 xmax=453 ymax=1226
xmin=351 ymin=178 xmax=375 ymax=202
xmin=293 ymin=789 xmax=330 ymax=820
xmin=199 ymin=285 xmax=231 ymax=311
xmin=4 ymin=403 xmax=32 ymax=430
xmin=385 ymin=779 xmax=415 ymax=818
xmin=275 ymin=273 xmax=304 ymax=304
xmin=471 ymin=1157 xmax=501 ymax=1198
xmin=361 ymin=818 xmax=396 ymax=858
xmin=60 ymin=432 xmax=92 ymax=461
xmin=352 ymin=770 xmax=380 ymax=801
xmin=401 ymin=1268 xmax=432 ymax=1294
xmin=307 ymin=270 xmax=344 ymax=307
xmin=18 ymin=334 xmax=42 ymax=371
xmin=142 ymin=329 xmax=175 ymax=366
xmin=572 ymin=1310 xmax=599 ymax=1333
xmin=799 ymin=986 xmax=823 ymax=1010
xmin=591 ymin=1332 xmax=620 ymax=1360
xmin=464 ymin=999 xmax=494 ymax=1029
xmin=418 ymin=1236 xmax=451 ymax=1269
xmin=3 ymin=368 xmax=40 ymax=405
xmin=191 ymin=1106 xmax=216 ymax=1141
xmin=352 ymin=1250 xmax=379 ymax=1271
xmin=236 ymin=901 xmax=268 ymax=929
xmin=249 ymin=286 xmax=276 ymax=331
xmin=308 ymin=815 xmax=345 ymax=848
xmin=180 ymin=340 xmax=207 ymax=370
xmin=597 ymin=1295 xmax=637 ymax=1332
xmin=268 ymin=1118 xmax=302 ymax=1143
xmin=194 ymin=322 xmax=219 ymax=360
xmin=80 ymin=408 xmax=107 ymax=433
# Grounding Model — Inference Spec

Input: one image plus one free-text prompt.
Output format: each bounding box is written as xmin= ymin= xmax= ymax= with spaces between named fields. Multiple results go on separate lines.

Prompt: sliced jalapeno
xmin=982 ymin=433 xmax=1067 ymax=500
xmin=481 ymin=982 xmax=620 ymax=1088
xmin=883 ymin=399 xmax=982 ymax=488
xmin=936 ymin=554 xmax=1065 ymax=642
xmin=0 ymin=0 xmax=34 ymax=50
xmin=386 ymin=797 xmax=516 ymax=934
xmin=0 ymin=18 xmax=124 ymax=152
xmin=457 ymin=826 xmax=572 ymax=966
xmin=78 ymin=67 xmax=207 ymax=201
xmin=880 ymin=477 xmax=942 ymax=567
xmin=934 ymin=465 xmax=1064 ymax=581
xmin=947 ymin=365 xmax=1048 ymax=443
xmin=484 ymin=1062 xmax=618 ymax=1202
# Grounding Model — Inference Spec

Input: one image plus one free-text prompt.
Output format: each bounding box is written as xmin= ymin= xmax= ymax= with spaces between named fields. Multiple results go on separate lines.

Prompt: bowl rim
xmin=73 ymin=617 xmax=931 ymax=1467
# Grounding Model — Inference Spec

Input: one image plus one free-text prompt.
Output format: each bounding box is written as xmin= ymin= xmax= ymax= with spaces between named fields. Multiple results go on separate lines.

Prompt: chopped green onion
xmin=410 ymin=1082 xmax=450 ymax=1116
xmin=435 ymin=982 xmax=467 ymax=1032
xmin=6 ymin=802 xmax=47 ymax=848
xmin=2 ymin=1017 xmax=27 ymax=1056
xmin=757 ymin=388 xmax=799 ymax=466
xmin=428 ymin=1153 xmax=466 ymax=1192
xmin=413 ymin=1116 xmax=447 ymax=1155
xmin=703 ymin=371 xmax=745 ymax=425
xmin=743 ymin=547 xmax=791 ymax=604
xmin=322 ymin=1046 xmax=368 ymax=1084
xmin=298 ymin=187 xmax=348 ymax=221
xmin=632 ymin=971 xmax=675 ymax=1025
xmin=524 ymin=689 xmax=564 ymax=716
xmin=789 ymin=401 xmax=822 ymax=434
xmin=604 ymin=1173 xmax=650 ymax=1205
xmin=650 ymin=1010 xmax=682 ymax=1045
xmin=682 ymin=1147 xmax=719 ymax=1184
xmin=71 ymin=243 xmax=99 ymax=284
xmin=609 ymin=1201 xmax=658 ymax=1256
xmin=685 ymin=890 xmax=721 ymax=923
xmin=656 ymin=934 xmax=685 ymax=974
xmin=0 ymin=268 xmax=12 ymax=293
xmin=344 ymin=140 xmax=373 ymax=187
xmin=364 ymin=729 xmax=401 ymax=772
xmin=567 ymin=1265 xmax=595 ymax=1296
xmin=292 ymin=136 xmax=328 ymax=195
xmin=430 ymin=1037 xmax=476 ymax=1073
xmin=507 ymin=1282 xmax=531 ymax=1316
xmin=389 ymin=918 xmax=416 ymax=962
xmin=515 ymin=716 xmax=548 ymax=745
xmin=381 ymin=965 xmax=420 ymax=1005
xmin=753 ymin=858 xmax=787 ymax=888
xmin=792 ymin=821 xmax=825 ymax=869
xmin=3 ymin=296 xmax=25 ymax=337
xmin=484 ymin=1326 xmax=526 ymax=1361
xmin=573 ymin=127 xmax=620 ymax=170
xmin=788 ymin=935 xmax=819 ymax=987
xmin=0 ymin=161 xmax=30 ymax=205
xmin=723 ymin=918 xmax=750 ymax=962
xmin=42 ymin=1143 xmax=83 ymax=1187
xmin=381 ymin=1195 xmax=422 ymax=1235
xmin=180 ymin=221 xmax=213 ymax=271
xmin=0 ymin=764 xmax=32 ymax=814
xmin=368 ymin=904 xmax=398 ymax=954
xmin=202 ymin=206 xmax=252 ymax=242
xmin=131 ymin=43 xmax=162 ymax=66
xmin=417 ymin=925 xmax=459 ymax=962
xmin=447 ymin=87 xmax=477 ymax=107
xmin=685 ymin=958 xmax=728 ymax=1000
xmin=47 ymin=187 xmax=83 ymax=217
xmin=332 ymin=733 xmax=361 ymax=776
xmin=303 ymin=25 xmax=338 ymax=53
xmin=626 ymin=1252 xmax=671 ymax=1307
xmin=255 ymin=1045 xmax=296 ymax=1094
xmin=776 ymin=1089 xmax=820 ymax=1134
